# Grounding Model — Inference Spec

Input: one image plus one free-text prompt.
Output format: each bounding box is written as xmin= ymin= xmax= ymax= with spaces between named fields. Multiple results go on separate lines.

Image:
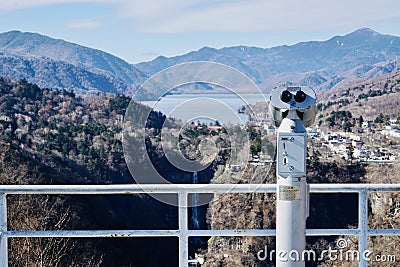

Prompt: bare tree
xmin=8 ymin=195 xmax=103 ymax=267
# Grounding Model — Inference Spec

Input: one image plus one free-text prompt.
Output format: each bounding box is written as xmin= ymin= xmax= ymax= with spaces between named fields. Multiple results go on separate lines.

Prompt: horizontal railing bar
xmin=188 ymin=229 xmax=276 ymax=236
xmin=309 ymin=184 xmax=400 ymax=193
xmin=0 ymin=184 xmax=399 ymax=195
xmin=0 ymin=184 xmax=275 ymax=194
xmin=6 ymin=230 xmax=180 ymax=238
xmin=306 ymin=229 xmax=359 ymax=236
xmin=189 ymin=229 xmax=363 ymax=236
xmin=6 ymin=228 xmax=400 ymax=238
xmin=368 ymin=229 xmax=400 ymax=236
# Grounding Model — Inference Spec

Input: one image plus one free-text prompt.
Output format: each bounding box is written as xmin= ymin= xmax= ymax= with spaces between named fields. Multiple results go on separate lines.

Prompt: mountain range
xmin=0 ymin=28 xmax=400 ymax=97
xmin=135 ymin=28 xmax=400 ymax=92
xmin=0 ymin=31 xmax=147 ymax=94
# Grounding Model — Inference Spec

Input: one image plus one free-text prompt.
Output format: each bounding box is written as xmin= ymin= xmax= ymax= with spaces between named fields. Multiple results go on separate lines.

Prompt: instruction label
xmin=279 ymin=185 xmax=300 ymax=201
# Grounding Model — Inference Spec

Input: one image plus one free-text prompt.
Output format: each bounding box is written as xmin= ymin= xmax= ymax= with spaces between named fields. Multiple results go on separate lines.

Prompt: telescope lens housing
xmin=280 ymin=90 xmax=292 ymax=103
xmin=269 ymin=86 xmax=316 ymax=128
xmin=294 ymin=91 xmax=306 ymax=103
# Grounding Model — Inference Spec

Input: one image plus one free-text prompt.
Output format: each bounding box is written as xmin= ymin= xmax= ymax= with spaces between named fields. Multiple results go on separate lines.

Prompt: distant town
xmin=307 ymin=120 xmax=398 ymax=163
xmin=244 ymin=104 xmax=399 ymax=165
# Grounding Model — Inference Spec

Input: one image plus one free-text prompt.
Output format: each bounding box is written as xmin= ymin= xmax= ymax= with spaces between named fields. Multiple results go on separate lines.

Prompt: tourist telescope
xmin=269 ymin=86 xmax=316 ymax=266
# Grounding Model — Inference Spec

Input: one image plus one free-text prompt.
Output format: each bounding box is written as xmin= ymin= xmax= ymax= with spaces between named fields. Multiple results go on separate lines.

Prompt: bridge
xmin=1 ymin=183 xmax=400 ymax=266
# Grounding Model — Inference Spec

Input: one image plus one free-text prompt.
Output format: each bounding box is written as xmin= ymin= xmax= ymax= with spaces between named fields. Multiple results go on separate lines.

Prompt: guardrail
xmin=1 ymin=183 xmax=400 ymax=267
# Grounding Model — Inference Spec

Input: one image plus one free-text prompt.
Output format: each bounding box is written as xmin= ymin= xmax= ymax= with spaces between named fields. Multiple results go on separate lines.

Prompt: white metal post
xmin=178 ymin=191 xmax=188 ymax=267
xmin=0 ymin=193 xmax=7 ymax=267
xmin=276 ymin=112 xmax=308 ymax=267
xmin=358 ymin=190 xmax=368 ymax=267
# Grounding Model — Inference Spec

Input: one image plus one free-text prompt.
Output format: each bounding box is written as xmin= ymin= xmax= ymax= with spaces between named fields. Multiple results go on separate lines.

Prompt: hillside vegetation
xmin=317 ymin=70 xmax=400 ymax=121
xmin=0 ymin=77 xmax=183 ymax=266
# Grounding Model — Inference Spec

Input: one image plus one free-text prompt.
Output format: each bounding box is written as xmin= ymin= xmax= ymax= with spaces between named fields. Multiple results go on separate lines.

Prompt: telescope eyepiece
xmin=294 ymin=90 xmax=306 ymax=103
xmin=280 ymin=90 xmax=292 ymax=103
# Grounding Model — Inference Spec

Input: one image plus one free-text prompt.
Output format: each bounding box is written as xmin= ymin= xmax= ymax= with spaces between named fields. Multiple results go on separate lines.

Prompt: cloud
xmin=0 ymin=0 xmax=118 ymax=12
xmin=115 ymin=0 xmax=400 ymax=33
xmin=66 ymin=19 xmax=103 ymax=29
xmin=2 ymin=0 xmax=400 ymax=34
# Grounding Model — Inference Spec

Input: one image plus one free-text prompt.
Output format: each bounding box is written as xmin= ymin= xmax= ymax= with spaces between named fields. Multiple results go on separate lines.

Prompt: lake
xmin=140 ymin=93 xmax=269 ymax=125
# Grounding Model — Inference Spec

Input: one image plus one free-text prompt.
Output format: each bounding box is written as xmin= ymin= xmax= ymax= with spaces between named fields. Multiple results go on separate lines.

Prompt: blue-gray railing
xmin=1 ymin=183 xmax=400 ymax=267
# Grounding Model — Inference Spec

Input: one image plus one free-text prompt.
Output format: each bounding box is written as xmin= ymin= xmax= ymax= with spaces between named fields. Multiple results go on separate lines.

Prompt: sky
xmin=1 ymin=0 xmax=400 ymax=64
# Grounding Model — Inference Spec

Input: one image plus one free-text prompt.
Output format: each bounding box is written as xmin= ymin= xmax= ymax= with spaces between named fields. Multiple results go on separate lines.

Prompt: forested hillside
xmin=317 ymin=70 xmax=400 ymax=122
xmin=0 ymin=77 xmax=184 ymax=266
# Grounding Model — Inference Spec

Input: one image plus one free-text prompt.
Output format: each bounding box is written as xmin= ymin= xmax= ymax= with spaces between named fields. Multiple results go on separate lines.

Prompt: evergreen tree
xmin=359 ymin=115 xmax=364 ymax=128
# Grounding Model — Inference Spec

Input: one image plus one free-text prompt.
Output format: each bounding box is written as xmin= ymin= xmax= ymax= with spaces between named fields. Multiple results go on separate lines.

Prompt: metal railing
xmin=1 ymin=183 xmax=400 ymax=267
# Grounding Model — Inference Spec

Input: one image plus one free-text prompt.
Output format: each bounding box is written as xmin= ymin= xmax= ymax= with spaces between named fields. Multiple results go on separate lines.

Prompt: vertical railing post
xmin=178 ymin=191 xmax=188 ymax=267
xmin=0 ymin=193 xmax=8 ymax=267
xmin=358 ymin=189 xmax=368 ymax=267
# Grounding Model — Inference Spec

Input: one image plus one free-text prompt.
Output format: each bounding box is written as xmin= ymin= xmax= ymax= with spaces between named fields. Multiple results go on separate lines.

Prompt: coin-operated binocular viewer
xmin=269 ymin=86 xmax=316 ymax=266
